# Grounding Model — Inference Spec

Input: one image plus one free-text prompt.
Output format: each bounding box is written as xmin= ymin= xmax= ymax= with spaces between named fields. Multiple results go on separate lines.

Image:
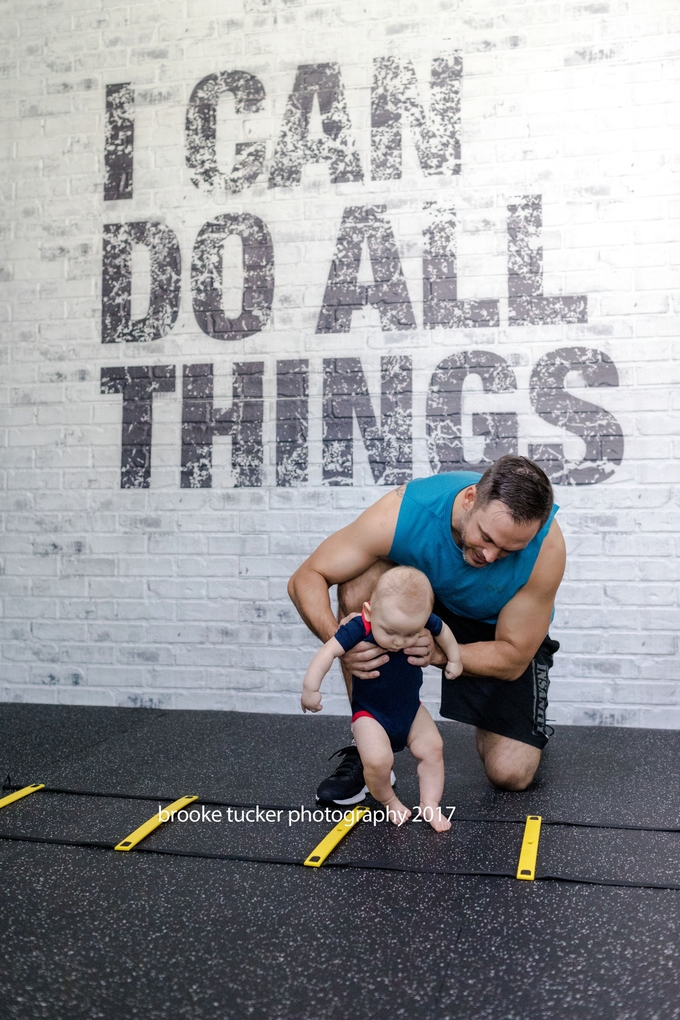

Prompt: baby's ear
xmin=362 ymin=601 xmax=371 ymax=621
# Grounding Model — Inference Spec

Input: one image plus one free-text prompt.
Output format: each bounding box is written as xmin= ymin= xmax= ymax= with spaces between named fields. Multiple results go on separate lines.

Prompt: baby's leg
xmin=407 ymin=706 xmax=450 ymax=832
xmin=352 ymin=715 xmax=411 ymax=825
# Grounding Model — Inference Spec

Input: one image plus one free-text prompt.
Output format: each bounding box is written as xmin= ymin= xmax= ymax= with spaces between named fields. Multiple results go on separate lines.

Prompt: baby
xmin=301 ymin=566 xmax=462 ymax=832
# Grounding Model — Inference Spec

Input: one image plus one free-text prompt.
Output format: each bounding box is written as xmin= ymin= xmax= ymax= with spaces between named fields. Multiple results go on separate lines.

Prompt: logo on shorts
xmin=533 ymin=662 xmax=549 ymax=734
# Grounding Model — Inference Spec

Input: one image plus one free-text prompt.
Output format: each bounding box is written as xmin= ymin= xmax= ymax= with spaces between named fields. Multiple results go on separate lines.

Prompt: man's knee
xmin=338 ymin=560 xmax=393 ymax=618
xmin=476 ymin=729 xmax=541 ymax=791
xmin=337 ymin=578 xmax=364 ymax=618
xmin=484 ymin=761 xmax=537 ymax=791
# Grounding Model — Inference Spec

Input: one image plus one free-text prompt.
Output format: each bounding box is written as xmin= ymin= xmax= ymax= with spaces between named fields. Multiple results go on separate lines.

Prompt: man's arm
xmin=433 ymin=520 xmax=566 ymax=681
xmin=288 ymin=489 xmax=400 ymax=644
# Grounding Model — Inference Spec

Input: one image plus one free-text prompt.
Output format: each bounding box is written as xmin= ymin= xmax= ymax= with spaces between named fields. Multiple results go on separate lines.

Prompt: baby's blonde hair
xmin=370 ymin=566 xmax=434 ymax=620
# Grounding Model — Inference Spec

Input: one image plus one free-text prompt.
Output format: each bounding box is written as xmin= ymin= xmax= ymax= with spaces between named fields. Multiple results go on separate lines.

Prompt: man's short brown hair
xmin=475 ymin=456 xmax=554 ymax=529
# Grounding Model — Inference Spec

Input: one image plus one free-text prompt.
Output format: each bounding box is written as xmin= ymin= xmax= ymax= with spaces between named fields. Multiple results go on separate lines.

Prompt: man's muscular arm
xmin=288 ymin=489 xmax=400 ymax=644
xmin=433 ymin=520 xmax=566 ymax=681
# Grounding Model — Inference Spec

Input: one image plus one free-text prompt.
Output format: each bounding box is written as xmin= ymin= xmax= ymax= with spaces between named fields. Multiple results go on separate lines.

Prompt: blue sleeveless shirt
xmin=388 ymin=472 xmax=558 ymax=624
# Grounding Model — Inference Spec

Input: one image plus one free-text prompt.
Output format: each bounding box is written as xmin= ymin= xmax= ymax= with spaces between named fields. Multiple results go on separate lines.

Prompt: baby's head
xmin=363 ymin=567 xmax=434 ymax=652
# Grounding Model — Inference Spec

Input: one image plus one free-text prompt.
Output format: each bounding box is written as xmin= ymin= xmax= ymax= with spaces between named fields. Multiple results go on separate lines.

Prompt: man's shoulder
xmin=401 ymin=472 xmax=482 ymax=514
xmin=527 ymin=519 xmax=566 ymax=590
xmin=407 ymin=471 xmax=482 ymax=495
xmin=540 ymin=518 xmax=566 ymax=557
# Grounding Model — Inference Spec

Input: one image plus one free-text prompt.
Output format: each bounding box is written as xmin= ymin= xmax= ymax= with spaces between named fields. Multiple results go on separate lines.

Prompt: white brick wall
xmin=1 ymin=0 xmax=680 ymax=726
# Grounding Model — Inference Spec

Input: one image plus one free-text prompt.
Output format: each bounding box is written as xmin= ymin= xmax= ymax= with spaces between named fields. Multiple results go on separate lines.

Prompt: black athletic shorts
xmin=434 ymin=598 xmax=559 ymax=750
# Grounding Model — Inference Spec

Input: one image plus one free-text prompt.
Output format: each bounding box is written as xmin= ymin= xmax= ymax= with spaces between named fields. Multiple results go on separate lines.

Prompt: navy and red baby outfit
xmin=334 ymin=612 xmax=443 ymax=752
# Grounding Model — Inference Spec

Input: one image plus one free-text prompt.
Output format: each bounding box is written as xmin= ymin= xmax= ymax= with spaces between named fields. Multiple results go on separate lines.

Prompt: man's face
xmin=459 ymin=498 xmax=542 ymax=568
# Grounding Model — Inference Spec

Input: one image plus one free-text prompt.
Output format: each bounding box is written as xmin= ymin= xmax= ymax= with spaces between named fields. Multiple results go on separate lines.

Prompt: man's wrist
xmin=319 ymin=619 xmax=339 ymax=643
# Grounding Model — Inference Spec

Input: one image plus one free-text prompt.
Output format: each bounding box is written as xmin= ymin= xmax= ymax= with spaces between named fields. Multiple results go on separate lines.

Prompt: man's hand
xmin=404 ymin=629 xmax=441 ymax=668
xmin=340 ymin=641 xmax=390 ymax=680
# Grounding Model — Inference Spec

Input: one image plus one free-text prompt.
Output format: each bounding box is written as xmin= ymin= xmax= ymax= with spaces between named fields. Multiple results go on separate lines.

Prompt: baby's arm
xmin=301 ymin=636 xmax=345 ymax=713
xmin=434 ymin=622 xmax=463 ymax=680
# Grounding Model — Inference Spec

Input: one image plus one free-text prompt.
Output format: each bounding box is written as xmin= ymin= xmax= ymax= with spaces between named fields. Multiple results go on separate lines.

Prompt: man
xmin=288 ymin=455 xmax=566 ymax=806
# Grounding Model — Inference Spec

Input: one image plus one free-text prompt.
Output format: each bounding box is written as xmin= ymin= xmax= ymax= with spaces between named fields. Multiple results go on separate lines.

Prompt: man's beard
xmin=458 ymin=511 xmax=486 ymax=568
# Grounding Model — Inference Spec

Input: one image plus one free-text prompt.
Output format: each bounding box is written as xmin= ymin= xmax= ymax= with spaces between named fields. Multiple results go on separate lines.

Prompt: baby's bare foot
xmin=383 ymin=795 xmax=412 ymax=826
xmin=421 ymin=803 xmax=451 ymax=833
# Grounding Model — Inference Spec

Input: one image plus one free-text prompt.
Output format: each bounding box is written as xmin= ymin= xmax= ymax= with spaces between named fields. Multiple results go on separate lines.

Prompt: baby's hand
xmin=301 ymin=689 xmax=323 ymax=713
xmin=445 ymin=659 xmax=463 ymax=680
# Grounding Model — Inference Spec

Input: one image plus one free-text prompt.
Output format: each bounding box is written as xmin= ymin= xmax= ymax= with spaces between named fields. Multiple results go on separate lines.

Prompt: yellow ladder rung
xmin=304 ymin=807 xmax=369 ymax=867
xmin=114 ymin=795 xmax=198 ymax=852
xmin=0 ymin=783 xmax=45 ymax=810
xmin=516 ymin=814 xmax=542 ymax=881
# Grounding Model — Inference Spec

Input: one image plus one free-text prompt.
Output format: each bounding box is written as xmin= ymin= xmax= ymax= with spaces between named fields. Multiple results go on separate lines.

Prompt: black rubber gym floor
xmin=1 ymin=704 xmax=679 ymax=1019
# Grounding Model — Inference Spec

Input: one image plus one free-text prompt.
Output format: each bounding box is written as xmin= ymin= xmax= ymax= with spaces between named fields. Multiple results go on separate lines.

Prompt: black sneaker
xmin=316 ymin=746 xmax=367 ymax=806
xmin=315 ymin=745 xmax=396 ymax=806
